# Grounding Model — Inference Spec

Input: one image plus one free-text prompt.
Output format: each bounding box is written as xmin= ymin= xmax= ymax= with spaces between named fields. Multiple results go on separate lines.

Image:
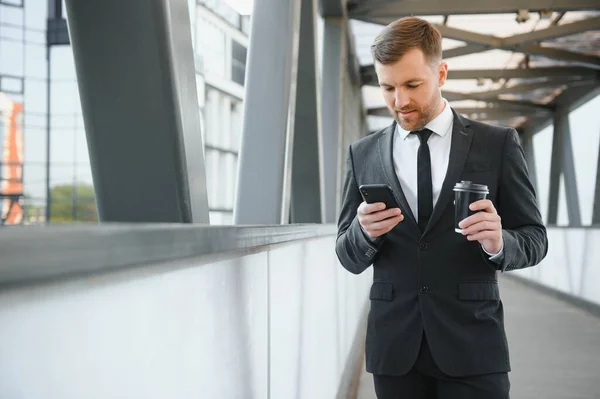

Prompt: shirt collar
xmin=397 ymin=98 xmax=453 ymax=140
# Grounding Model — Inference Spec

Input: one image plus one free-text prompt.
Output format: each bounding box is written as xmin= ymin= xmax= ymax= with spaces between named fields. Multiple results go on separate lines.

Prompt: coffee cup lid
xmin=453 ymin=180 xmax=489 ymax=193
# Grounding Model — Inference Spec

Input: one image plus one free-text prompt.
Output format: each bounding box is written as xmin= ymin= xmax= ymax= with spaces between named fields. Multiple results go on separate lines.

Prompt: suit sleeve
xmin=335 ymin=145 xmax=384 ymax=275
xmin=485 ymin=128 xmax=548 ymax=272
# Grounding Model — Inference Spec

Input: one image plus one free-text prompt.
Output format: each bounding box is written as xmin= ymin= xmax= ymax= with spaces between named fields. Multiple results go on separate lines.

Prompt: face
xmin=375 ymin=48 xmax=448 ymax=131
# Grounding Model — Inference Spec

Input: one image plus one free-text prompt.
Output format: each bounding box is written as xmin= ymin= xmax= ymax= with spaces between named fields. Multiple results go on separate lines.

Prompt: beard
xmin=393 ymin=98 xmax=439 ymax=132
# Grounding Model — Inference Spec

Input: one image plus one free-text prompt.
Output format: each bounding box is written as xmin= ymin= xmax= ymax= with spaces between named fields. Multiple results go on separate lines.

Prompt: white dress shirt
xmin=393 ymin=99 xmax=502 ymax=259
xmin=394 ymin=99 xmax=453 ymax=221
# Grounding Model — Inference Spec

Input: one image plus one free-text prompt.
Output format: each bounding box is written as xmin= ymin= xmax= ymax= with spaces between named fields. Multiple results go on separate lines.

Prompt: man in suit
xmin=335 ymin=17 xmax=548 ymax=398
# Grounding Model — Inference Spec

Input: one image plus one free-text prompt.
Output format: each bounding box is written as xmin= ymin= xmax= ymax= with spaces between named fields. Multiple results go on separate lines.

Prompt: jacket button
xmin=419 ymin=286 xmax=429 ymax=294
xmin=419 ymin=242 xmax=428 ymax=251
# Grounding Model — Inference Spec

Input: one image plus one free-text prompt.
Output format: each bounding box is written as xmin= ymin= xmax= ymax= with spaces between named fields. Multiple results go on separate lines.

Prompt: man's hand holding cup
xmin=358 ymin=202 xmax=404 ymax=239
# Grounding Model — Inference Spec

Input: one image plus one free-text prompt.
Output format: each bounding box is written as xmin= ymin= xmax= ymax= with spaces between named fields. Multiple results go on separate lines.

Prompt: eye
xmin=407 ymin=84 xmax=421 ymax=89
xmin=383 ymin=87 xmax=394 ymax=92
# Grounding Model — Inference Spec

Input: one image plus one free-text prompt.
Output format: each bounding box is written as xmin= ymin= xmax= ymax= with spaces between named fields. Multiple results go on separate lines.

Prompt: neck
xmin=430 ymin=97 xmax=446 ymax=121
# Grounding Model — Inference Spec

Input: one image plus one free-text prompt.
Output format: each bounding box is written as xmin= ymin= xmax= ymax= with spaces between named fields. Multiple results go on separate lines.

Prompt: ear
xmin=438 ymin=62 xmax=448 ymax=88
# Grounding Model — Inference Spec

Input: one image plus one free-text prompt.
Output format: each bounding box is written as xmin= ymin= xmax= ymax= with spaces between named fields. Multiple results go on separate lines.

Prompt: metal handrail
xmin=0 ymin=223 xmax=336 ymax=287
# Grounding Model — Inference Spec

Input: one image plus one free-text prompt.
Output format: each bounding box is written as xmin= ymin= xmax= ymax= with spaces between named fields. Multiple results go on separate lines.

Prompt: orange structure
xmin=0 ymin=92 xmax=24 ymax=225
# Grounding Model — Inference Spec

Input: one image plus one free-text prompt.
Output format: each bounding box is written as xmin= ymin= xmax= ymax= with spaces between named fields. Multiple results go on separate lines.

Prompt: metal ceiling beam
xmin=348 ymin=0 xmax=600 ymax=18
xmin=447 ymin=67 xmax=598 ymax=80
xmin=434 ymin=24 xmax=503 ymax=47
xmin=370 ymin=16 xmax=600 ymax=49
xmin=443 ymin=44 xmax=486 ymax=59
xmin=474 ymin=78 xmax=594 ymax=98
xmin=366 ymin=106 xmax=542 ymax=119
xmin=361 ymin=65 xmax=598 ymax=86
xmin=442 ymin=79 xmax=593 ymax=103
xmin=503 ymin=16 xmax=600 ymax=46
xmin=444 ymin=43 xmax=600 ymax=69
xmin=434 ymin=23 xmax=600 ymax=69
xmin=442 ymin=91 xmax=554 ymax=111
xmin=359 ymin=15 xmax=600 ymax=68
xmin=518 ymin=44 xmax=600 ymax=70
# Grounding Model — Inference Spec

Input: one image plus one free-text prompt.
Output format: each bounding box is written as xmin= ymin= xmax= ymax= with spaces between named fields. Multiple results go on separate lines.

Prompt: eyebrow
xmin=379 ymin=80 xmax=422 ymax=87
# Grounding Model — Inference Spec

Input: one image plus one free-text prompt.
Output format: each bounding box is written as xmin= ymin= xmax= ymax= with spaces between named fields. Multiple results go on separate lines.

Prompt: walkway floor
xmin=356 ymin=276 xmax=600 ymax=398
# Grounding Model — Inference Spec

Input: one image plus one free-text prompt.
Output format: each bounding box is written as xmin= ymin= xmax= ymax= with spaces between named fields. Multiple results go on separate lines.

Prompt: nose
xmin=394 ymin=88 xmax=410 ymax=109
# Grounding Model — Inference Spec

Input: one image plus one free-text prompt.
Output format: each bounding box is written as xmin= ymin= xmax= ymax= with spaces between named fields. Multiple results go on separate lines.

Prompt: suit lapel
xmin=424 ymin=110 xmax=473 ymax=235
xmin=378 ymin=121 xmax=419 ymax=230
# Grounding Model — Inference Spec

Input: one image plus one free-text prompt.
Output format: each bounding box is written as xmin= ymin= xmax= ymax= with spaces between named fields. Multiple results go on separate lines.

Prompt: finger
xmin=360 ymin=208 xmax=400 ymax=225
xmin=365 ymin=214 xmax=404 ymax=232
xmin=469 ymin=199 xmax=496 ymax=213
xmin=358 ymin=202 xmax=386 ymax=215
xmin=466 ymin=231 xmax=500 ymax=241
xmin=363 ymin=208 xmax=402 ymax=224
xmin=461 ymin=220 xmax=500 ymax=236
xmin=459 ymin=212 xmax=500 ymax=229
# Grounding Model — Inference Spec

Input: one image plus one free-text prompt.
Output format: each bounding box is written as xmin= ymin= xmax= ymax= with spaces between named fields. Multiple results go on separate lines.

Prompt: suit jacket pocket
xmin=369 ymin=282 xmax=393 ymax=301
xmin=458 ymin=281 xmax=499 ymax=301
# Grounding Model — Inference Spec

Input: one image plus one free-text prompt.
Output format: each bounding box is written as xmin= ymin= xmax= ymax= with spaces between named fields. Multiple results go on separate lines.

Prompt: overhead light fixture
xmin=222 ymin=0 xmax=253 ymax=15
xmin=515 ymin=9 xmax=530 ymax=24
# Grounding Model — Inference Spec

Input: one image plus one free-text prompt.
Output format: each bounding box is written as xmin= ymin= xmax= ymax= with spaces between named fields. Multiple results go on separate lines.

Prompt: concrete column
xmin=64 ymin=0 xmax=209 ymax=223
xmin=233 ymin=0 xmax=302 ymax=224
xmin=290 ymin=0 xmax=324 ymax=223
xmin=321 ymin=17 xmax=346 ymax=223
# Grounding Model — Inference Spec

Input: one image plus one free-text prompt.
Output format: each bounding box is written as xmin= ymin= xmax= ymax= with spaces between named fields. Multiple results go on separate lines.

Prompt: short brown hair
xmin=371 ymin=17 xmax=442 ymax=65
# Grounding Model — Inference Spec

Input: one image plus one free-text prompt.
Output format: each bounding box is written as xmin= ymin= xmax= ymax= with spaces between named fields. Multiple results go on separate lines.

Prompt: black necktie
xmin=412 ymin=129 xmax=433 ymax=232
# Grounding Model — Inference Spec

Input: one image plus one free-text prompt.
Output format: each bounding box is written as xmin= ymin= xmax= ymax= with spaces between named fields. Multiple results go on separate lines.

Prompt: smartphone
xmin=359 ymin=184 xmax=401 ymax=210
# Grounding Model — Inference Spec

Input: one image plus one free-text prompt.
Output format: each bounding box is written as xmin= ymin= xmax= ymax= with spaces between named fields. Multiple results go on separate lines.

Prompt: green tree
xmin=50 ymin=183 xmax=98 ymax=222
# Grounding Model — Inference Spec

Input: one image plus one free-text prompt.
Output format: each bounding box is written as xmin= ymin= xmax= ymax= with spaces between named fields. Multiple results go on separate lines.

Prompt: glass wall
xmin=194 ymin=2 xmax=248 ymax=224
xmin=48 ymin=44 xmax=94 ymax=223
xmin=1 ymin=0 xmax=55 ymax=225
xmin=0 ymin=0 xmax=249 ymax=226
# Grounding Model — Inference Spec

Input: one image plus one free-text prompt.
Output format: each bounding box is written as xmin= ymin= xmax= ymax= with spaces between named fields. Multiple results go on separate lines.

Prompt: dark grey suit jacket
xmin=336 ymin=110 xmax=548 ymax=377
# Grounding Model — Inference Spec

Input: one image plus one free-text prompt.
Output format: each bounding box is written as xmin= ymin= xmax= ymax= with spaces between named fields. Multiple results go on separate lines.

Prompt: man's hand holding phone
xmin=358 ymin=202 xmax=404 ymax=238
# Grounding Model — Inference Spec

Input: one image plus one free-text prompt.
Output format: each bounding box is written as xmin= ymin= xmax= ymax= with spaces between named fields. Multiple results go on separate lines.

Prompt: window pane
xmin=231 ymin=40 xmax=246 ymax=85
xmin=0 ymin=40 xmax=24 ymax=75
xmin=1 ymin=75 xmax=23 ymax=93
xmin=0 ymin=22 xmax=24 ymax=40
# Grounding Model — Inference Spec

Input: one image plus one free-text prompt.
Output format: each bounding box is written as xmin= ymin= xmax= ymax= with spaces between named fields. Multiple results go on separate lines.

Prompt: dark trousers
xmin=373 ymin=334 xmax=510 ymax=399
